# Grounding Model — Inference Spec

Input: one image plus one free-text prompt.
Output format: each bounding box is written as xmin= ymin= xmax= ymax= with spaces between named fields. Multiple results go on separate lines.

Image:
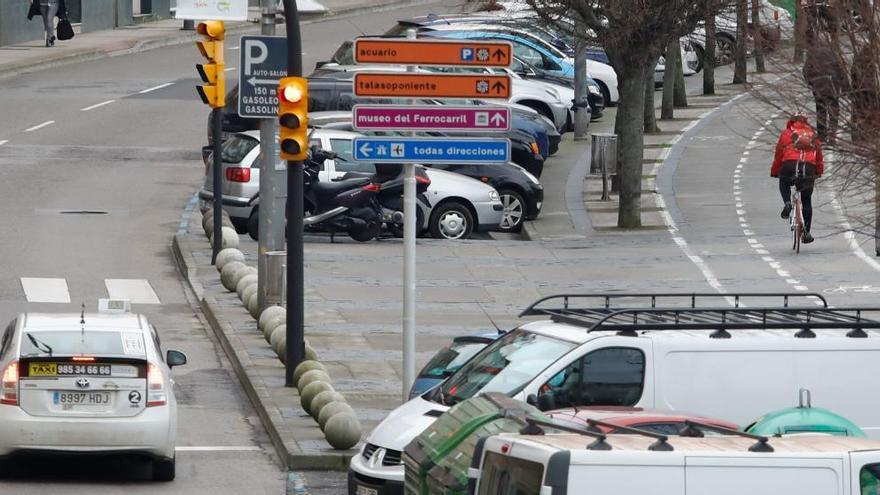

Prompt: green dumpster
xmin=745 ymin=406 xmax=866 ymax=437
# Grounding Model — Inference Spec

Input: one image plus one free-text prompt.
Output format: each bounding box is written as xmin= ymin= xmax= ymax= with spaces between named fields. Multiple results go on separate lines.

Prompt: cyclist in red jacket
xmin=770 ymin=114 xmax=824 ymax=244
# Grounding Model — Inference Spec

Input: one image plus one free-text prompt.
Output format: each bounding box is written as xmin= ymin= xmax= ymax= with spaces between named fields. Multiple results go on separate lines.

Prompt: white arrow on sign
xmin=247 ymin=76 xmax=278 ymax=87
xmin=490 ymin=113 xmax=506 ymax=126
xmin=359 ymin=142 xmax=373 ymax=156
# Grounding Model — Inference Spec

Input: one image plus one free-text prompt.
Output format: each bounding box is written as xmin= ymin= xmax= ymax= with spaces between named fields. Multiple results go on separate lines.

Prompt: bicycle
xmin=787 ymin=162 xmax=816 ymax=254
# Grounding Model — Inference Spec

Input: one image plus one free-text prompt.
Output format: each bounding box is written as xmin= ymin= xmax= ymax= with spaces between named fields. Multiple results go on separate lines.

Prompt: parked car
xmin=0 ymin=306 xmax=188 ymax=480
xmin=509 ymin=56 xmax=605 ymax=120
xmin=548 ymin=407 xmax=740 ymax=435
xmin=348 ymin=292 xmax=880 ymax=494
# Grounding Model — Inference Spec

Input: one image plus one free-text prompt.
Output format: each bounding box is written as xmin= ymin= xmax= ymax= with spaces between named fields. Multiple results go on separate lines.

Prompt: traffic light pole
xmin=257 ymin=0 xmax=286 ymax=314
xmin=402 ymin=28 xmax=417 ymax=399
xmin=282 ymin=0 xmax=305 ymax=386
xmin=211 ymin=107 xmax=223 ymax=264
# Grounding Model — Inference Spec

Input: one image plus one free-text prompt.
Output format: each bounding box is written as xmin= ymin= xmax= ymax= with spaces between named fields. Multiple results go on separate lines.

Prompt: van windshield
xmin=431 ymin=329 xmax=576 ymax=406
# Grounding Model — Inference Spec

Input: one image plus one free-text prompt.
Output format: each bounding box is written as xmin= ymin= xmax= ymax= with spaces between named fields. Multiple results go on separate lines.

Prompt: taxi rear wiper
xmin=26 ymin=333 xmax=53 ymax=356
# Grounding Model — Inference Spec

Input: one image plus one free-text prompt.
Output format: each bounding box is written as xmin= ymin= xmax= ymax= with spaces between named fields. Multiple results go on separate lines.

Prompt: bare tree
xmin=704 ymin=12 xmax=717 ymax=94
xmin=573 ymin=40 xmax=591 ymax=139
xmin=662 ymin=37 xmax=678 ymax=119
xmin=733 ymin=0 xmax=748 ymax=83
xmin=674 ymin=39 xmax=689 ymax=107
xmin=751 ymin=0 xmax=766 ymax=72
xmin=645 ymin=61 xmax=661 ymax=133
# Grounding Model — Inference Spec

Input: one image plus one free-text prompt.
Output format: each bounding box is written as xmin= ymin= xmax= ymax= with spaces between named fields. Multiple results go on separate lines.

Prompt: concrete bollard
xmin=247 ymin=293 xmax=261 ymax=319
xmin=236 ymin=273 xmax=259 ymax=297
xmin=270 ymin=324 xmax=286 ymax=353
xmin=324 ymin=413 xmax=362 ymax=450
xmin=219 ymin=226 xmax=240 ymax=249
xmin=216 ymin=248 xmax=245 ymax=272
xmin=310 ymin=390 xmax=345 ymax=420
xmin=258 ymin=306 xmax=286 ymax=331
xmin=300 ymin=381 xmax=333 ymax=413
xmin=204 ymin=213 xmax=233 ymax=237
xmin=297 ymin=369 xmax=331 ymax=392
xmin=293 ymin=360 xmax=326 ymax=385
xmin=318 ymin=401 xmax=356 ymax=430
xmin=263 ymin=315 xmax=286 ymax=342
xmin=277 ymin=337 xmax=287 ymax=364
xmin=230 ymin=265 xmax=257 ymax=290
xmin=240 ymin=284 xmax=259 ymax=306
xmin=220 ymin=261 xmax=247 ymax=291
xmin=305 ymin=344 xmax=319 ymax=362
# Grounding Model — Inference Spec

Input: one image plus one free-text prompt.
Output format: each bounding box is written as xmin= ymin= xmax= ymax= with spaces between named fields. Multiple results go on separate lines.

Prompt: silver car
xmin=199 ymin=128 xmax=504 ymax=240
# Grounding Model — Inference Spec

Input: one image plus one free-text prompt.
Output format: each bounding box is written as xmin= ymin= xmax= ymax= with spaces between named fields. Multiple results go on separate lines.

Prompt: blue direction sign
xmin=352 ymin=137 xmax=510 ymax=164
xmin=238 ymin=35 xmax=288 ymax=119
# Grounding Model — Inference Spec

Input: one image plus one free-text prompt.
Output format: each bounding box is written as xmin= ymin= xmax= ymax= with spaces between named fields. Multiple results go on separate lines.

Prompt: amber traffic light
xmin=195 ymin=21 xmax=225 ymax=108
xmin=278 ymin=77 xmax=309 ymax=161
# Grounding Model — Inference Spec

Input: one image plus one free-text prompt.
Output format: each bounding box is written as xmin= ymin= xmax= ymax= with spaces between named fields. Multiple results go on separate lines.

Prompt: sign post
xmin=353 ymin=35 xmax=512 ymax=399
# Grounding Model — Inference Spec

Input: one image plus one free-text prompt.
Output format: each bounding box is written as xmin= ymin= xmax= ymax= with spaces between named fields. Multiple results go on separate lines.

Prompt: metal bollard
xmin=266 ymin=251 xmax=287 ymax=307
xmin=590 ymin=133 xmax=617 ymax=201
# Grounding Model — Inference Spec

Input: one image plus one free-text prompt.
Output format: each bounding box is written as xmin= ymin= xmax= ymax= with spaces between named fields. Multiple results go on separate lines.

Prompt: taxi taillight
xmin=1 ymin=360 xmax=19 ymax=405
xmin=147 ymin=363 xmax=167 ymax=407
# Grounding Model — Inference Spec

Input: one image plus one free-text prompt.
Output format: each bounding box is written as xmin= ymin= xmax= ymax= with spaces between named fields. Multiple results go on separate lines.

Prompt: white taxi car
xmin=0 ymin=301 xmax=187 ymax=481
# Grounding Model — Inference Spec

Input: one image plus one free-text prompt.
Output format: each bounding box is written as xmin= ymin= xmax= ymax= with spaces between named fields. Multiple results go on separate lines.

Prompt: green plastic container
xmin=746 ymin=406 xmax=867 ymax=438
xmin=403 ymin=393 xmax=547 ymax=495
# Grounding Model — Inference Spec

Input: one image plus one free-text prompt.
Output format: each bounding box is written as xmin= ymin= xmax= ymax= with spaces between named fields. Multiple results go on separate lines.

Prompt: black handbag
xmin=57 ymin=18 xmax=74 ymax=41
xmin=27 ymin=2 xmax=40 ymax=20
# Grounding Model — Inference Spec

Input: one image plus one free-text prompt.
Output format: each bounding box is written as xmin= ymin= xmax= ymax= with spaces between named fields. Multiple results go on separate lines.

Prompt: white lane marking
xmin=21 ymin=277 xmax=71 ymax=303
xmin=24 ymin=121 xmax=55 ymax=132
xmin=175 ymin=446 xmax=261 ymax=452
xmin=80 ymin=100 xmax=116 ymax=111
xmin=228 ymin=46 xmax=240 ymax=51
xmin=0 ymin=140 xmax=8 ymax=146
xmin=104 ymin=279 xmax=161 ymax=304
xmin=224 ymin=67 xmax=236 ymax=72
xmin=138 ymin=82 xmax=174 ymax=94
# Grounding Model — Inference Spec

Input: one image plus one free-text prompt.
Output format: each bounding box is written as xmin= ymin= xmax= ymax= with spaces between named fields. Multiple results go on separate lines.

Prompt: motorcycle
xmin=303 ymin=148 xmax=383 ymax=242
xmin=342 ymin=163 xmax=432 ymax=237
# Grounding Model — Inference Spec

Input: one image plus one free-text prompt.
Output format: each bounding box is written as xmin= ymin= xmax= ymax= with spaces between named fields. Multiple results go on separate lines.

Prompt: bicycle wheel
xmin=793 ymin=196 xmax=803 ymax=253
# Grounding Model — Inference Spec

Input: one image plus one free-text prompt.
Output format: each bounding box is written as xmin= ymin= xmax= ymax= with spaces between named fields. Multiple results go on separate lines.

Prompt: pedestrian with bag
xmin=801 ymin=5 xmax=848 ymax=145
xmin=771 ymin=114 xmax=824 ymax=244
xmin=28 ymin=0 xmax=69 ymax=47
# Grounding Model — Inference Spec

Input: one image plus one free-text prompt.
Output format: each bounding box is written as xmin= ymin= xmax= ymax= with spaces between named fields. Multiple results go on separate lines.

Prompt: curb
xmin=0 ymin=0 xmax=434 ymax=80
xmin=171 ymin=230 xmax=355 ymax=471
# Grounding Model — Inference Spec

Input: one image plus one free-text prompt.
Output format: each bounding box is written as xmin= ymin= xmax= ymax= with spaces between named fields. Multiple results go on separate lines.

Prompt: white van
xmin=348 ymin=293 xmax=880 ymax=495
xmin=472 ymin=431 xmax=880 ymax=495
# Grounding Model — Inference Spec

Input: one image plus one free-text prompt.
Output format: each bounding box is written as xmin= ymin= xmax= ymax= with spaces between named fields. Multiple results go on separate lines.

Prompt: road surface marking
xmin=175 ymin=446 xmax=261 ymax=452
xmin=24 ymin=121 xmax=55 ymax=132
xmin=138 ymin=82 xmax=174 ymax=94
xmin=228 ymin=46 xmax=240 ymax=50
xmin=0 ymin=140 xmax=8 ymax=146
xmin=224 ymin=67 xmax=236 ymax=72
xmin=105 ymin=279 xmax=161 ymax=304
xmin=80 ymin=100 xmax=116 ymax=111
xmin=21 ymin=277 xmax=70 ymax=303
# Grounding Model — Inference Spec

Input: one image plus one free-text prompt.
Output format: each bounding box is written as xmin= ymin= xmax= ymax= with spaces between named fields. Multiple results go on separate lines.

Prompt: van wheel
xmin=429 ymin=201 xmax=473 ymax=240
xmin=152 ymin=457 xmax=175 ymax=482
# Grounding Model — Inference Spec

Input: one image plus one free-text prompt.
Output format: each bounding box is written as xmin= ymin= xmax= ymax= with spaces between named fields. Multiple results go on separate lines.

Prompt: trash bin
xmin=265 ymin=251 xmax=286 ymax=307
xmin=590 ymin=133 xmax=617 ymax=175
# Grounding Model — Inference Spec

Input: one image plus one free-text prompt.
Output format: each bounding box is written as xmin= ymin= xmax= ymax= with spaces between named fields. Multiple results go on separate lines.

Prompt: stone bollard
xmin=310 ymin=390 xmax=345 ymax=419
xmin=240 ymin=284 xmax=259 ymax=306
xmin=263 ymin=315 xmax=286 ymax=342
xmin=293 ymin=360 xmax=326 ymax=385
xmin=318 ymin=401 xmax=356 ymax=430
xmin=324 ymin=413 xmax=362 ymax=450
xmin=220 ymin=261 xmax=247 ymax=291
xmin=219 ymin=226 xmax=240 ymax=249
xmin=216 ymin=248 xmax=245 ymax=272
xmin=236 ymin=273 xmax=259 ymax=297
xmin=305 ymin=344 xmax=319 ymax=362
xmin=258 ymin=306 xmax=286 ymax=331
xmin=297 ymin=369 xmax=331 ymax=391
xmin=300 ymin=381 xmax=333 ymax=413
xmin=247 ymin=293 xmax=261 ymax=319
xmin=270 ymin=325 xmax=286 ymax=353
xmin=230 ymin=265 xmax=256 ymax=290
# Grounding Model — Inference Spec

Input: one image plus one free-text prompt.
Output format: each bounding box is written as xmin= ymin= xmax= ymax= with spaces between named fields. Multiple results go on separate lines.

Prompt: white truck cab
xmin=472 ymin=431 xmax=880 ymax=495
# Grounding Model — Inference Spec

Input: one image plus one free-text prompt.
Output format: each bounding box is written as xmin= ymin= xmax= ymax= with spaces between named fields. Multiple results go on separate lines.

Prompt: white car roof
xmin=21 ymin=312 xmax=145 ymax=332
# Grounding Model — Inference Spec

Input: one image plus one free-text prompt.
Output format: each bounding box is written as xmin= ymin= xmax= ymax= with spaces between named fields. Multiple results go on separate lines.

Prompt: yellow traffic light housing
xmin=195 ymin=21 xmax=225 ymax=108
xmin=278 ymin=77 xmax=309 ymax=161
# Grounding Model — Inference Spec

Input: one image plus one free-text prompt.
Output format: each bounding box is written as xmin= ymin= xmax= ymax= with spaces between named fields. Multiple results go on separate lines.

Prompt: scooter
xmin=303 ymin=148 xmax=383 ymax=242
xmin=342 ymin=163 xmax=432 ymax=237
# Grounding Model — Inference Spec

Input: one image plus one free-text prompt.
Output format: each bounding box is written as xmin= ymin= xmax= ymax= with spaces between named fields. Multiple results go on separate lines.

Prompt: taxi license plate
xmin=355 ymin=485 xmax=378 ymax=495
xmin=53 ymin=391 xmax=112 ymax=406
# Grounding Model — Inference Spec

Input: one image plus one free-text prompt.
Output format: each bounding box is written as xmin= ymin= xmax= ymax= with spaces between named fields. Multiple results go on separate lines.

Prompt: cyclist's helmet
xmin=791 ymin=112 xmax=809 ymax=123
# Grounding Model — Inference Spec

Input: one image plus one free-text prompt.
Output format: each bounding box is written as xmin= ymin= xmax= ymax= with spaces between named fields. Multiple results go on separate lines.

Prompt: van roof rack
xmin=680 ymin=420 xmax=774 ymax=452
xmin=521 ymin=418 xmax=674 ymax=451
xmin=545 ymin=306 xmax=880 ymax=337
xmin=520 ymin=292 xmax=828 ymax=318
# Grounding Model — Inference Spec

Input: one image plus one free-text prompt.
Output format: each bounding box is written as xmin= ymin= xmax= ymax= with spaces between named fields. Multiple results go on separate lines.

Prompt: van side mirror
xmin=526 ymin=394 xmax=538 ymax=407
xmin=166 ymin=349 xmax=187 ymax=368
xmin=537 ymin=393 xmax=557 ymax=412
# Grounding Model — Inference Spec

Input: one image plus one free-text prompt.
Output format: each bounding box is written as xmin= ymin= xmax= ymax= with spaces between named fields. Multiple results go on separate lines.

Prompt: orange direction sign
xmin=354 ymin=38 xmax=512 ymax=67
xmin=354 ymin=73 xmax=511 ymax=99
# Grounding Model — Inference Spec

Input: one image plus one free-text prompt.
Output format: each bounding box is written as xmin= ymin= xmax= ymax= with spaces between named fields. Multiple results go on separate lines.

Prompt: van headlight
xmin=489 ymin=190 xmax=500 ymax=201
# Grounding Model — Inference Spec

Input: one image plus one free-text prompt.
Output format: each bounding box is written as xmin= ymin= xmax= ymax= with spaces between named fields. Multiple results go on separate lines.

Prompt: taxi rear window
xmin=20 ymin=331 xmax=146 ymax=358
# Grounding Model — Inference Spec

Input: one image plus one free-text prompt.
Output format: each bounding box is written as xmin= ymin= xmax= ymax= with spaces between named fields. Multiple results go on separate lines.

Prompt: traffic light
xmin=278 ymin=77 xmax=309 ymax=161
xmin=195 ymin=21 xmax=225 ymax=108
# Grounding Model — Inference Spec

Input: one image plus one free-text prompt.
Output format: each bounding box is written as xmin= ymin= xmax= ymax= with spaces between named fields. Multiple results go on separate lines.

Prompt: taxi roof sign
xmin=354 ymin=72 xmax=511 ymax=99
xmin=353 ymin=38 xmax=512 ymax=67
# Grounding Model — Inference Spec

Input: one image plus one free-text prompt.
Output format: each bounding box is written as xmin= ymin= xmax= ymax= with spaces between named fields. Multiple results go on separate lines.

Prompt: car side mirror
xmin=166 ymin=349 xmax=187 ymax=368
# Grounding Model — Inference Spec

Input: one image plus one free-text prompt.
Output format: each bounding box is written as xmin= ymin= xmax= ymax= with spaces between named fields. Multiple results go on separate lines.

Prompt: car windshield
xmin=418 ymin=338 xmax=492 ymax=379
xmin=19 ymin=331 xmax=146 ymax=357
xmin=432 ymin=329 xmax=576 ymax=406
xmin=221 ymin=134 xmax=259 ymax=163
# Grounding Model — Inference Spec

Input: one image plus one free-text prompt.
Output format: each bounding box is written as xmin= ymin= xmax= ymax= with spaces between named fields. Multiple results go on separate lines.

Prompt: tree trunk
xmin=876 ymin=177 xmax=880 ymax=256
xmin=661 ymin=37 xmax=677 ymax=120
xmin=751 ymin=0 xmax=765 ymax=73
xmin=704 ymin=12 xmax=716 ymax=95
xmin=616 ymin=68 xmax=648 ymax=228
xmin=644 ymin=61 xmax=660 ymax=133
xmin=734 ymin=0 xmax=748 ymax=84
xmin=573 ymin=40 xmax=590 ymax=140
xmin=794 ymin=0 xmax=806 ymax=63
xmin=674 ymin=38 xmax=688 ymax=108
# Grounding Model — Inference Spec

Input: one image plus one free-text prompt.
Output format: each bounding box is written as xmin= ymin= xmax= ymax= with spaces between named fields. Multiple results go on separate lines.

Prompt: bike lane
xmin=662 ymin=94 xmax=880 ymax=307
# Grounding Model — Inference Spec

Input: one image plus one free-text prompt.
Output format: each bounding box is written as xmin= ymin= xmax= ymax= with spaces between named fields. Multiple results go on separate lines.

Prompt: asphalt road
xmin=0 ymin=1 xmax=458 ymax=493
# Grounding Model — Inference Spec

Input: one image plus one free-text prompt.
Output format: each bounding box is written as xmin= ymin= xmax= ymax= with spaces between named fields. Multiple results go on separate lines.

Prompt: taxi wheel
xmin=152 ymin=457 xmax=176 ymax=482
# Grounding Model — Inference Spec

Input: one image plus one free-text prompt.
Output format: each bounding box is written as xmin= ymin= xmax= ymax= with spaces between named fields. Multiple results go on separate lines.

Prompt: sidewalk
xmin=0 ymin=0 xmax=426 ymax=80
